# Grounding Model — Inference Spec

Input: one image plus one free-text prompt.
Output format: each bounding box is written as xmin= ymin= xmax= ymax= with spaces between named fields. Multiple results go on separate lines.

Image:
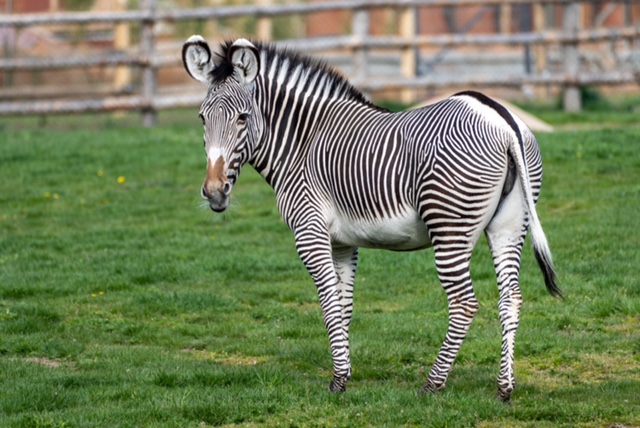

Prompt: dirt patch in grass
xmin=282 ymin=301 xmax=319 ymax=313
xmin=519 ymin=352 xmax=640 ymax=389
xmin=479 ymin=422 xmax=639 ymax=428
xmin=603 ymin=316 xmax=640 ymax=336
xmin=24 ymin=357 xmax=65 ymax=369
xmin=183 ymin=349 xmax=269 ymax=366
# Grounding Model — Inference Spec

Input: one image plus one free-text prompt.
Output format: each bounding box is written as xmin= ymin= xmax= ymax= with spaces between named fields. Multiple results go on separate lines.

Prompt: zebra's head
xmin=182 ymin=36 xmax=263 ymax=212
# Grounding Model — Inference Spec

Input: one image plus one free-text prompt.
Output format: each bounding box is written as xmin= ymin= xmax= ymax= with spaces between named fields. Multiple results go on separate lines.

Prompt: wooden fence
xmin=0 ymin=0 xmax=639 ymax=125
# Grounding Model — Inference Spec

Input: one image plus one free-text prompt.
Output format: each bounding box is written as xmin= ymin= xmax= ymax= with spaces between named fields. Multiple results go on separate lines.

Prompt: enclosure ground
xmin=1 ymin=109 xmax=639 ymax=427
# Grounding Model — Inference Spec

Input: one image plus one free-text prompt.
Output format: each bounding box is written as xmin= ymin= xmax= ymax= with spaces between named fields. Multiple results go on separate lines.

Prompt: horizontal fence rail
xmin=279 ymin=27 xmax=640 ymax=51
xmin=0 ymin=53 xmax=148 ymax=71
xmin=0 ymin=0 xmax=581 ymax=27
xmin=1 ymin=0 xmax=639 ymax=124
xmin=2 ymin=26 xmax=639 ymax=72
xmin=355 ymin=71 xmax=640 ymax=91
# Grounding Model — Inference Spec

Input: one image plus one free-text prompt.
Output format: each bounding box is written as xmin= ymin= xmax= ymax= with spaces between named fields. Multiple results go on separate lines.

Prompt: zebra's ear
xmin=228 ymin=38 xmax=260 ymax=86
xmin=182 ymin=35 xmax=215 ymax=84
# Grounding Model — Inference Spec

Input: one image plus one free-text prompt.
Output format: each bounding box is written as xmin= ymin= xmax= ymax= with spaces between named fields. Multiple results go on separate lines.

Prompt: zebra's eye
xmin=237 ymin=113 xmax=249 ymax=126
xmin=199 ymin=113 xmax=205 ymax=125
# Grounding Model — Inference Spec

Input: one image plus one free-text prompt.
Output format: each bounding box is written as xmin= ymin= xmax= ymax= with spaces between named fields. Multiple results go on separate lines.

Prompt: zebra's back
xmin=305 ymin=94 xmax=529 ymax=251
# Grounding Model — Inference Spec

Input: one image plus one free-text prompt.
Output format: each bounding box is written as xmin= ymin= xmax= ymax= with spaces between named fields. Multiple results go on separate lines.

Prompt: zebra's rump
xmin=326 ymin=206 xmax=432 ymax=251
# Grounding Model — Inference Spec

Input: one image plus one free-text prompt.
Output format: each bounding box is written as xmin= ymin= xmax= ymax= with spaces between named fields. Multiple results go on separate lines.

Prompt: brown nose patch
xmin=206 ymin=155 xmax=226 ymax=184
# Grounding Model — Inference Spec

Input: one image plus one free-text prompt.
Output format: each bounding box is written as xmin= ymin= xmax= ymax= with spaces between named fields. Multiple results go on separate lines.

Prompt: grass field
xmin=1 ymin=108 xmax=639 ymax=427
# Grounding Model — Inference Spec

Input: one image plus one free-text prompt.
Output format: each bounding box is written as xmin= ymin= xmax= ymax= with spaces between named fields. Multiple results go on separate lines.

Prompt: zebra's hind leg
xmin=421 ymin=247 xmax=478 ymax=395
xmin=485 ymin=184 xmax=528 ymax=403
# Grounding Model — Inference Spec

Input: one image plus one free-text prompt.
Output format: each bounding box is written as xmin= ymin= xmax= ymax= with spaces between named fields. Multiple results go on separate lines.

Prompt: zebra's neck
xmin=249 ymin=43 xmax=385 ymax=189
xmin=256 ymin=43 xmax=376 ymax=108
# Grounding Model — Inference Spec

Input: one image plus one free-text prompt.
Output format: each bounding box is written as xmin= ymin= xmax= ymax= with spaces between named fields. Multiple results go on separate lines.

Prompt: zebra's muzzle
xmin=201 ymin=183 xmax=231 ymax=212
xmin=209 ymin=200 xmax=228 ymax=213
xmin=202 ymin=155 xmax=232 ymax=212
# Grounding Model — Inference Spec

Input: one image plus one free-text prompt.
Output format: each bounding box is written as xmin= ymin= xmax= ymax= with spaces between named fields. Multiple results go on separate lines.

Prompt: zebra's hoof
xmin=419 ymin=380 xmax=444 ymax=396
xmin=329 ymin=378 xmax=347 ymax=393
xmin=496 ymin=389 xmax=512 ymax=404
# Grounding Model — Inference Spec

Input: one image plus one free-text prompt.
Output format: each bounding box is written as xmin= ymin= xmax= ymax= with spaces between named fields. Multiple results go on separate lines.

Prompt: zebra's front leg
xmin=332 ymin=246 xmax=359 ymax=379
xmin=421 ymin=249 xmax=478 ymax=395
xmin=295 ymin=229 xmax=351 ymax=392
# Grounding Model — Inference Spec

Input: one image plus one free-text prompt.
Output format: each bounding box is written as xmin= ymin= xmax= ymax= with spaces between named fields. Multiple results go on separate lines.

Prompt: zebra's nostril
xmin=223 ymin=182 xmax=232 ymax=195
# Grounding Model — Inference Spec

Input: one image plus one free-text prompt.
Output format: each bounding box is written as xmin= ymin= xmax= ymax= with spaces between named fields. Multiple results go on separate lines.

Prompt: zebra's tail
xmin=453 ymin=91 xmax=561 ymax=299
xmin=509 ymin=125 xmax=563 ymax=300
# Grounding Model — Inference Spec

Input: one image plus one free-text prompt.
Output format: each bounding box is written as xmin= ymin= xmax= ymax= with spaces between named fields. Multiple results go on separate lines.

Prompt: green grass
xmin=517 ymin=92 xmax=640 ymax=129
xmin=1 ymin=113 xmax=639 ymax=427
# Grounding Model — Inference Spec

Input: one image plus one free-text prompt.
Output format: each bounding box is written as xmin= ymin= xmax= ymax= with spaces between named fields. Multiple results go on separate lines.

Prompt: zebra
xmin=181 ymin=35 xmax=561 ymax=402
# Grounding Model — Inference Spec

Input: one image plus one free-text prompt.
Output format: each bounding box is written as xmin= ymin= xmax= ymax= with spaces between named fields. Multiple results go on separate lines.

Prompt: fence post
xmin=532 ymin=2 xmax=547 ymax=100
xmin=114 ymin=0 xmax=131 ymax=93
xmin=399 ymin=7 xmax=417 ymax=105
xmin=257 ymin=0 xmax=272 ymax=41
xmin=141 ymin=0 xmax=157 ymax=127
xmin=352 ymin=7 xmax=369 ymax=87
xmin=1 ymin=25 xmax=15 ymax=87
xmin=563 ymin=1 xmax=582 ymax=112
xmin=500 ymin=3 xmax=511 ymax=34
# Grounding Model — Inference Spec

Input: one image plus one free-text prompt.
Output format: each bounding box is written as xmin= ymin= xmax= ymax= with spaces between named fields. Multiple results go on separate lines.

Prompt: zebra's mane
xmin=211 ymin=39 xmax=386 ymax=111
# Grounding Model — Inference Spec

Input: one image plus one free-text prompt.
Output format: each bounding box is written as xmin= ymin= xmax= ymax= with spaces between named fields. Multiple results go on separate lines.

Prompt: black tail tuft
xmin=534 ymin=248 xmax=563 ymax=300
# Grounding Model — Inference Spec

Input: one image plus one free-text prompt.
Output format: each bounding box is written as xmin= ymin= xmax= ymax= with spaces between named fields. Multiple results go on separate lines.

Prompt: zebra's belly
xmin=327 ymin=208 xmax=432 ymax=251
